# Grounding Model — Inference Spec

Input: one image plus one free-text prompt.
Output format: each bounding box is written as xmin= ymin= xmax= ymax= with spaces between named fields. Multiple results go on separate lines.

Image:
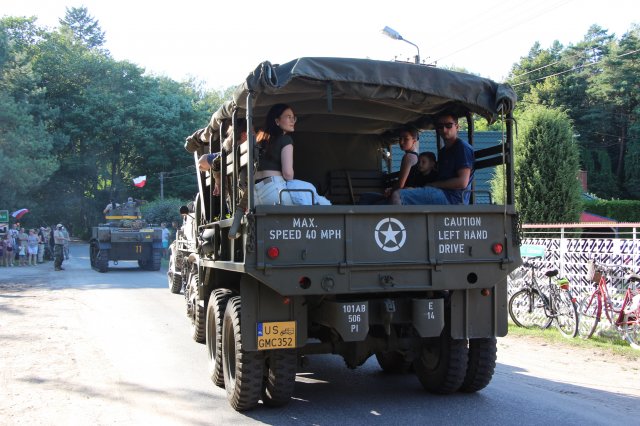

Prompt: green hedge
xmin=141 ymin=197 xmax=186 ymax=226
xmin=583 ymin=199 xmax=640 ymax=222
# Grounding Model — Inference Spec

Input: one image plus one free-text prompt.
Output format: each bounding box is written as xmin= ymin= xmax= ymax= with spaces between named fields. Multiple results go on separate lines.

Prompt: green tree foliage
xmin=493 ymin=106 xmax=582 ymax=223
xmin=58 ymin=6 xmax=105 ymax=49
xmin=0 ymin=19 xmax=57 ymax=213
xmin=1 ymin=9 xmax=223 ymax=234
xmin=508 ymin=24 xmax=640 ymax=200
xmin=583 ymin=199 xmax=640 ymax=222
xmin=140 ymin=197 xmax=186 ymax=226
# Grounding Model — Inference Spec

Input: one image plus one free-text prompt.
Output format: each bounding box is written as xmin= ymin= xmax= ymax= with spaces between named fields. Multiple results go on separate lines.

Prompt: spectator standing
xmin=2 ymin=235 xmax=14 ymax=266
xmin=18 ymin=243 xmax=26 ymax=266
xmin=27 ymin=229 xmax=38 ymax=266
xmin=161 ymin=222 xmax=170 ymax=259
xmin=8 ymin=225 xmax=19 ymax=266
xmin=53 ymin=224 xmax=68 ymax=271
xmin=17 ymin=227 xmax=28 ymax=266
xmin=37 ymin=227 xmax=46 ymax=263
xmin=0 ymin=236 xmax=5 ymax=267
xmin=61 ymin=226 xmax=70 ymax=260
xmin=49 ymin=226 xmax=55 ymax=257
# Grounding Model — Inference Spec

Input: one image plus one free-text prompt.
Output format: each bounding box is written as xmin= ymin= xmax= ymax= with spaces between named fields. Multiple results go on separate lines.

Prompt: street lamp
xmin=381 ymin=26 xmax=420 ymax=64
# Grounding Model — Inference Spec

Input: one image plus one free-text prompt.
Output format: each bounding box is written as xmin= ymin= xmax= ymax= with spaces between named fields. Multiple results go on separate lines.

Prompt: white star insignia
xmin=380 ymin=223 xmax=400 ymax=245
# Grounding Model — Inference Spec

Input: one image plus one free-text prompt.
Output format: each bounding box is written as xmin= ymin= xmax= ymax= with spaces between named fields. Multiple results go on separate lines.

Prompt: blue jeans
xmin=398 ymin=187 xmax=450 ymax=205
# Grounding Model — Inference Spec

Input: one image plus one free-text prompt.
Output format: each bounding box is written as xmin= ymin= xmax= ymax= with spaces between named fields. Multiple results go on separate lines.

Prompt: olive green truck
xmin=175 ymin=57 xmax=521 ymax=411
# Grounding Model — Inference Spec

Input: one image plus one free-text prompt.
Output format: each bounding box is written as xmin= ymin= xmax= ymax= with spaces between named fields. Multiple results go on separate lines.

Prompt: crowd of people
xmin=0 ymin=223 xmax=70 ymax=269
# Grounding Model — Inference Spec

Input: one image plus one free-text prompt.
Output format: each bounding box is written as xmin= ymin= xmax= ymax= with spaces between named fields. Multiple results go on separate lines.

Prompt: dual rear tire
xmin=213 ymin=295 xmax=297 ymax=411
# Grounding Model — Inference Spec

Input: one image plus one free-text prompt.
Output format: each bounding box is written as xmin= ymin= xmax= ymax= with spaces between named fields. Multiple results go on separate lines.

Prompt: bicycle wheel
xmin=577 ymin=292 xmax=600 ymax=339
xmin=509 ymin=288 xmax=552 ymax=329
xmin=623 ymin=314 xmax=640 ymax=350
xmin=552 ymin=290 xmax=579 ymax=338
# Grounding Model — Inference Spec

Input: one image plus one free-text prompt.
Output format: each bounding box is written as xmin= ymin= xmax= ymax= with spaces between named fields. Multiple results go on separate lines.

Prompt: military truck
xmin=89 ymin=202 xmax=163 ymax=273
xmin=182 ymin=57 xmax=521 ymax=411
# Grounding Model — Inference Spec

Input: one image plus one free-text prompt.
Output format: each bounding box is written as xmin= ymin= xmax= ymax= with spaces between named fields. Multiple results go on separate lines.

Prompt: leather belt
xmin=255 ymin=176 xmax=275 ymax=185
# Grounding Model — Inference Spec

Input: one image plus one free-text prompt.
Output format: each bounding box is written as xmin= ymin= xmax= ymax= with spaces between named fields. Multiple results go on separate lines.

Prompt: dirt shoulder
xmin=497 ymin=331 xmax=640 ymax=397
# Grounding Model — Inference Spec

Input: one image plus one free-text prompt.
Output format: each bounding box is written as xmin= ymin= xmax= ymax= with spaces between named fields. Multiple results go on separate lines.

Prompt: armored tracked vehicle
xmin=89 ymin=202 xmax=163 ymax=273
xmin=182 ymin=57 xmax=522 ymax=411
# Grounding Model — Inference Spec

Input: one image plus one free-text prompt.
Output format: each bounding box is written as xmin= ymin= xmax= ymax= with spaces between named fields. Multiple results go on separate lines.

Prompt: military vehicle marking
xmin=374 ymin=217 xmax=407 ymax=252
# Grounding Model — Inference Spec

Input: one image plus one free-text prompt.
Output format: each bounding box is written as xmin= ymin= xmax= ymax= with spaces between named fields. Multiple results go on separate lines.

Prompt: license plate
xmin=256 ymin=321 xmax=296 ymax=350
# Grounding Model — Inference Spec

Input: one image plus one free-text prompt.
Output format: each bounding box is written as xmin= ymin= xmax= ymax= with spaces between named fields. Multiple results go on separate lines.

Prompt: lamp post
xmin=381 ymin=26 xmax=420 ymax=64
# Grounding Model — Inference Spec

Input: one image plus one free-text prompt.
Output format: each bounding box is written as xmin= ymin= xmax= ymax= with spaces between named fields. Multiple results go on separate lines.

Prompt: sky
xmin=2 ymin=0 xmax=638 ymax=91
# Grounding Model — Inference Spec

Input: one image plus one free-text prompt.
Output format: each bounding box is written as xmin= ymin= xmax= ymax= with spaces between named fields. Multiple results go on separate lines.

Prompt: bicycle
xmin=577 ymin=260 xmax=640 ymax=349
xmin=508 ymin=245 xmax=579 ymax=338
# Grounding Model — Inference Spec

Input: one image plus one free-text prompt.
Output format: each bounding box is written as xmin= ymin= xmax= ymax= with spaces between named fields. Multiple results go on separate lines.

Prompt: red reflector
xmin=492 ymin=243 xmax=503 ymax=254
xmin=267 ymin=246 xmax=279 ymax=259
xmin=283 ymin=297 xmax=291 ymax=305
xmin=481 ymin=288 xmax=490 ymax=296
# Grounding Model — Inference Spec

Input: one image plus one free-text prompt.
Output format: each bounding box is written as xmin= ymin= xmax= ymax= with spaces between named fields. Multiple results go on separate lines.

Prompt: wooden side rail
xmin=225 ymin=143 xmax=249 ymax=176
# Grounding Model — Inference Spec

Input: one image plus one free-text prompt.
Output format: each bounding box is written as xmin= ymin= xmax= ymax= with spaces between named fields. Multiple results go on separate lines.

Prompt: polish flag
xmin=11 ymin=208 xmax=29 ymax=219
xmin=133 ymin=175 xmax=147 ymax=188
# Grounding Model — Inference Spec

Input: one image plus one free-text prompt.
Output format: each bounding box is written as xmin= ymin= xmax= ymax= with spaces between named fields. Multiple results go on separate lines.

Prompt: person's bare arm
xmin=281 ymin=144 xmax=294 ymax=180
xmin=429 ymin=167 xmax=471 ymax=190
xmin=397 ymin=152 xmax=418 ymax=189
xmin=198 ymin=154 xmax=211 ymax=171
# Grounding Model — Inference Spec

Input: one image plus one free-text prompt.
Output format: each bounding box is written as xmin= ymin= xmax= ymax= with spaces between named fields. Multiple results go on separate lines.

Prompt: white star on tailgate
xmin=374 ymin=218 xmax=407 ymax=252
xmin=380 ymin=223 xmax=400 ymax=245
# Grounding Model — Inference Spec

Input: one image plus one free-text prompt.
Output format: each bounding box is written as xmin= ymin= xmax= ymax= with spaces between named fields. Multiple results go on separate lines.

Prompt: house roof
xmin=580 ymin=212 xmax=617 ymax=223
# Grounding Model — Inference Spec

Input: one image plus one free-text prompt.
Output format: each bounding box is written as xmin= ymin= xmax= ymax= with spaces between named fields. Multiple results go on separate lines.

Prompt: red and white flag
xmin=11 ymin=208 xmax=29 ymax=219
xmin=133 ymin=175 xmax=147 ymax=188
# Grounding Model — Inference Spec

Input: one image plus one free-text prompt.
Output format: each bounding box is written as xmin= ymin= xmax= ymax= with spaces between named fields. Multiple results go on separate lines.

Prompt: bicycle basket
xmin=555 ymin=278 xmax=570 ymax=290
xmin=587 ymin=260 xmax=602 ymax=283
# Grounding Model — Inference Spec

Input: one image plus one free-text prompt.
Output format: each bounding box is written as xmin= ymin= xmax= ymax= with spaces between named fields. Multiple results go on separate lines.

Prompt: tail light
xmin=492 ymin=243 xmax=503 ymax=254
xmin=267 ymin=246 xmax=279 ymax=259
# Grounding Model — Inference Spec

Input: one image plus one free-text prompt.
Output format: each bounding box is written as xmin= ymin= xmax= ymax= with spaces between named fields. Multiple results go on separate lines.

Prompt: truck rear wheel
xmin=167 ymin=246 xmax=182 ymax=294
xmin=207 ymin=289 xmax=233 ymax=388
xmin=413 ymin=332 xmax=468 ymax=394
xmin=262 ymin=349 xmax=297 ymax=407
xmin=187 ymin=273 xmax=205 ymax=343
xmin=459 ymin=337 xmax=497 ymax=393
xmin=222 ymin=296 xmax=264 ymax=411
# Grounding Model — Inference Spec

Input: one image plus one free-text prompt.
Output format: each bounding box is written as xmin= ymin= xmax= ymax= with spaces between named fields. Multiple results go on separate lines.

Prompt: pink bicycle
xmin=577 ymin=260 xmax=640 ymax=350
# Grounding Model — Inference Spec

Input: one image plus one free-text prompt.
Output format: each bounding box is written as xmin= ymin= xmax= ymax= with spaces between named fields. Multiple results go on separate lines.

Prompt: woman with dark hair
xmin=253 ymin=103 xmax=330 ymax=207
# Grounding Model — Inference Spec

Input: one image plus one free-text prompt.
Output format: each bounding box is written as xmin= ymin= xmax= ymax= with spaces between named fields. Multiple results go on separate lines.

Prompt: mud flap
xmin=412 ymin=298 xmax=444 ymax=337
xmin=310 ymin=301 xmax=370 ymax=342
xmin=240 ymin=276 xmax=307 ymax=351
xmin=450 ymin=282 xmax=508 ymax=339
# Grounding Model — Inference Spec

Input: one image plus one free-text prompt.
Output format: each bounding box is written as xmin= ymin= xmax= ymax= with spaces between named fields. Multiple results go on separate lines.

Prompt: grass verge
xmin=507 ymin=322 xmax=640 ymax=361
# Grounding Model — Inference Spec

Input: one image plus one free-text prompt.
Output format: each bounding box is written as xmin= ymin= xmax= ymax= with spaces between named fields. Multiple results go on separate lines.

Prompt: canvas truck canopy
xmin=185 ymin=57 xmax=516 ymax=152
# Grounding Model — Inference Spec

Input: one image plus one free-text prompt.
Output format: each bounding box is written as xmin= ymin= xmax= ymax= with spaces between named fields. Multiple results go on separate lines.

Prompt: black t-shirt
xmin=405 ymin=165 xmax=438 ymax=187
xmin=257 ymin=134 xmax=294 ymax=172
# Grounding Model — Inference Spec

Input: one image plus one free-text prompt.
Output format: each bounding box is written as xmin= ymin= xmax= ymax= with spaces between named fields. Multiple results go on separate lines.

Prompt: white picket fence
xmin=509 ymin=223 xmax=640 ymax=301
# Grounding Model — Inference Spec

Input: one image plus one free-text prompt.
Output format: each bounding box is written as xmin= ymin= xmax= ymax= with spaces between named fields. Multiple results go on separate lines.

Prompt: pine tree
xmin=492 ymin=106 xmax=582 ymax=223
xmin=59 ymin=6 xmax=105 ymax=49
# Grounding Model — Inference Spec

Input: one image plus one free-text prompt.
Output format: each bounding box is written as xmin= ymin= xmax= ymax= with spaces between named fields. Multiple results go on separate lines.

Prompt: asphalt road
xmin=1 ymin=243 xmax=638 ymax=425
